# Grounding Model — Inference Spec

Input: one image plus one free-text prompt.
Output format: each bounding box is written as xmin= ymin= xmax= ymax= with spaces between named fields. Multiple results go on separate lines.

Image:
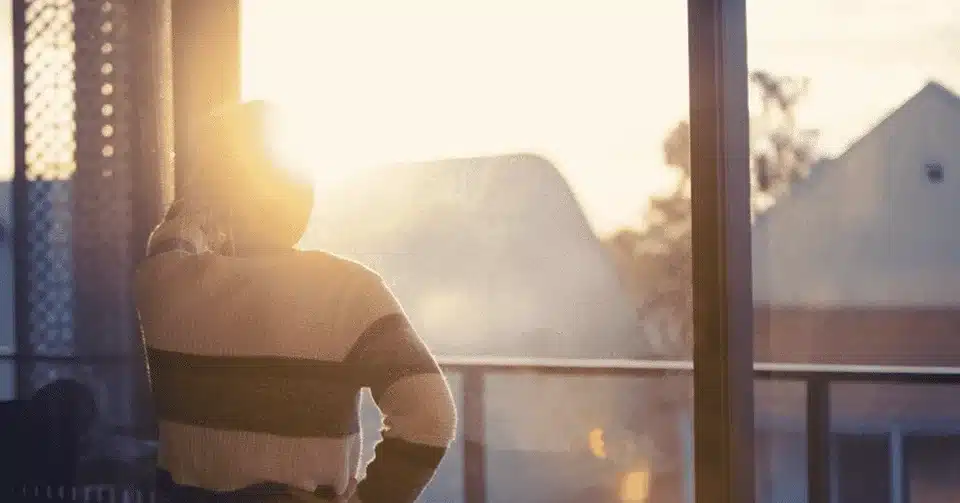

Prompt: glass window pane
xmin=906 ymin=434 xmax=960 ymax=503
xmin=485 ymin=374 xmax=688 ymax=503
xmin=749 ymin=1 xmax=960 ymax=365
xmin=835 ymin=433 xmax=891 ymax=502
xmin=833 ymin=383 xmax=960 ymax=503
xmin=754 ymin=380 xmax=807 ymax=503
xmin=242 ymin=2 xmax=692 ymax=502
xmin=749 ymin=1 xmax=960 ymax=501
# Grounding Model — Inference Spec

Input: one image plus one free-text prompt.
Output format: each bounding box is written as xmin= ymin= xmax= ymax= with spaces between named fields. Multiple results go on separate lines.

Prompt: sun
xmin=246 ymin=94 xmax=392 ymax=195
xmin=239 ymin=2 xmax=371 ymax=193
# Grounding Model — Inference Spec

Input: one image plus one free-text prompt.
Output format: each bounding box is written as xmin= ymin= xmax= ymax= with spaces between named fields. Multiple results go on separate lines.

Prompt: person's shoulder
xmin=284 ymin=250 xmax=389 ymax=297
xmin=288 ymin=251 xmax=400 ymax=322
xmin=289 ymin=250 xmax=381 ymax=281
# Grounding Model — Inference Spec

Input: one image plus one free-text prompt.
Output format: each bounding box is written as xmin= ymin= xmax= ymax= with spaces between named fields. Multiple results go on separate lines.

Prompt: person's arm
xmin=341 ymin=272 xmax=457 ymax=503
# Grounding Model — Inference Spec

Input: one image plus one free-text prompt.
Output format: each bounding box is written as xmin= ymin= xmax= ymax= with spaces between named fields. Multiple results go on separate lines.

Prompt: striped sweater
xmin=134 ymin=214 xmax=457 ymax=502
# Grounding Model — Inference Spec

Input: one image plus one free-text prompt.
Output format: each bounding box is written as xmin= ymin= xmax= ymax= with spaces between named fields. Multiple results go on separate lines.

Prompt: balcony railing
xmin=436 ymin=356 xmax=960 ymax=503
xmin=6 ymin=357 xmax=960 ymax=502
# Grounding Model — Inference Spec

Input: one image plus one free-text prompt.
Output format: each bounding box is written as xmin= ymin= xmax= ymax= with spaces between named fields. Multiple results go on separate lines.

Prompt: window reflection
xmin=749 ymin=1 xmax=960 ymax=501
xmin=243 ymin=2 xmax=694 ymax=501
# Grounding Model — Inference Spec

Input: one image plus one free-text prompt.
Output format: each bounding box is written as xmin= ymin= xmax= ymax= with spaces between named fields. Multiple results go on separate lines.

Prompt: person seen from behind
xmin=135 ymin=101 xmax=457 ymax=502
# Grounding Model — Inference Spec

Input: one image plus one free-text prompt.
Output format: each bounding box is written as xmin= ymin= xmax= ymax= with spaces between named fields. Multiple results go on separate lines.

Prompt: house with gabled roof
xmin=305 ymin=153 xmax=658 ymax=503
xmin=752 ymin=81 xmax=960 ymax=503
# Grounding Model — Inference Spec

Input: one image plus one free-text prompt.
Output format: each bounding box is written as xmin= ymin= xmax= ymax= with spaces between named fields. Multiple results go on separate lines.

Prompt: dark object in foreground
xmin=156 ymin=468 xmax=340 ymax=502
xmin=0 ymin=379 xmax=98 ymax=488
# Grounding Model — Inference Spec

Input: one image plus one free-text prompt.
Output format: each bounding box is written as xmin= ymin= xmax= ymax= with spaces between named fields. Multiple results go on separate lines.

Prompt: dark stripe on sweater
xmin=344 ymin=313 xmax=441 ymax=400
xmin=357 ymin=437 xmax=447 ymax=503
xmin=148 ymin=349 xmax=361 ymax=437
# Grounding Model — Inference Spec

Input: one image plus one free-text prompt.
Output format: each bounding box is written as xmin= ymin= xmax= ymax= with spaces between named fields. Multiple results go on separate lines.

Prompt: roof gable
xmin=832 ymin=80 xmax=960 ymax=166
xmin=752 ymin=80 xmax=960 ymax=307
xmin=304 ymin=153 xmax=647 ymax=358
xmin=755 ymin=80 xmax=960 ymax=228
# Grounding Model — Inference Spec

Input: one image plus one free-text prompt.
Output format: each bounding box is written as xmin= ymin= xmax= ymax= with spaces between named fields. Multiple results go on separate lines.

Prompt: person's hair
xmin=170 ymin=100 xmax=313 ymax=254
xmin=181 ymin=101 xmax=267 ymax=214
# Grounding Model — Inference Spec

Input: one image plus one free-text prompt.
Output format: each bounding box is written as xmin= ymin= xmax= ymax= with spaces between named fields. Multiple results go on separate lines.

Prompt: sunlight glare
xmin=588 ymin=427 xmax=607 ymax=459
xmin=262 ymin=103 xmax=378 ymax=193
xmin=240 ymin=0 xmax=695 ymax=234
xmin=620 ymin=469 xmax=651 ymax=502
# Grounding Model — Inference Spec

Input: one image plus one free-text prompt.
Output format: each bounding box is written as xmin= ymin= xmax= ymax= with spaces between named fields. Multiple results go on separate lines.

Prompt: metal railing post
xmin=461 ymin=368 xmax=487 ymax=503
xmin=806 ymin=378 xmax=831 ymax=503
xmin=437 ymin=358 xmax=960 ymax=502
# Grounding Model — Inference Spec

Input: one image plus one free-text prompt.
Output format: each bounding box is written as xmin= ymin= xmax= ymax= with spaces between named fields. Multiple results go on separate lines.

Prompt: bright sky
xmin=1 ymin=1 xmax=958 ymax=236
xmin=241 ymin=0 xmax=960 ymax=236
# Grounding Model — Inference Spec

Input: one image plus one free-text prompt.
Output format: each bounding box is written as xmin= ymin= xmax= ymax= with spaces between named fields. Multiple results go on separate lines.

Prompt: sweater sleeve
xmin=341 ymin=270 xmax=457 ymax=503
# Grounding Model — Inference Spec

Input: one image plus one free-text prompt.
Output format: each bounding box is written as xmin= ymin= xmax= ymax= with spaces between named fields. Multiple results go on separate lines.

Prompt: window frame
xmin=686 ymin=1 xmax=755 ymax=503
xmin=9 ymin=0 xmax=757 ymax=500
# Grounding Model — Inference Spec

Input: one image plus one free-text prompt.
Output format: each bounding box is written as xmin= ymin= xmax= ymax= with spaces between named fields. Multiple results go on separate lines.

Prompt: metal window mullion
xmin=11 ymin=0 xmax=28 ymax=399
xmin=686 ymin=2 xmax=755 ymax=503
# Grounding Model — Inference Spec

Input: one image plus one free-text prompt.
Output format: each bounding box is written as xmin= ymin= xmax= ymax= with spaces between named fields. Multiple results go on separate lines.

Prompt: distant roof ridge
xmin=925 ymin=79 xmax=960 ymax=104
xmin=365 ymin=151 xmax=572 ymax=193
xmin=831 ymin=80 xmax=960 ymax=165
xmin=754 ymin=79 xmax=960 ymax=228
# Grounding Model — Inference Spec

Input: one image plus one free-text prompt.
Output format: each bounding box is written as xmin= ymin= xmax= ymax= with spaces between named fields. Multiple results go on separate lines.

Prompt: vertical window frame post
xmin=171 ymin=0 xmax=242 ymax=197
xmin=686 ymin=1 xmax=755 ymax=503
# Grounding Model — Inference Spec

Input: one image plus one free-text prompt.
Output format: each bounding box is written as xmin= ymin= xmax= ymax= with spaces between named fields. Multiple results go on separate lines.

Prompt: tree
xmin=749 ymin=70 xmax=821 ymax=210
xmin=607 ymin=71 xmax=821 ymax=358
xmin=604 ymin=71 xmax=823 ymax=503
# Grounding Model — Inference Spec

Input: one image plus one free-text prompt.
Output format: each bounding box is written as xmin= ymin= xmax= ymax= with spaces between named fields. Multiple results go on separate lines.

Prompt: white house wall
xmin=752 ymin=83 xmax=960 ymax=307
